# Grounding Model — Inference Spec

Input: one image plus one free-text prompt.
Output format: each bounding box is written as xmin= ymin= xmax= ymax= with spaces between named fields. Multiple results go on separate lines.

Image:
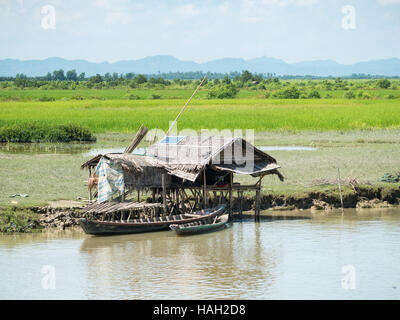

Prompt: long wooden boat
xmin=79 ymin=204 xmax=226 ymax=235
xmin=170 ymin=214 xmax=230 ymax=235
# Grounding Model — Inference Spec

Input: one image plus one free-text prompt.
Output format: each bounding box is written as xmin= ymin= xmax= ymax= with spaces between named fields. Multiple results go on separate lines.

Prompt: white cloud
xmin=260 ymin=0 xmax=319 ymax=7
xmin=292 ymin=0 xmax=319 ymax=6
xmin=105 ymin=11 xmax=133 ymax=25
xmin=91 ymin=0 xmax=135 ymax=25
xmin=219 ymin=2 xmax=229 ymax=14
xmin=240 ymin=16 xmax=263 ymax=23
xmin=377 ymin=0 xmax=400 ymax=4
xmin=176 ymin=4 xmax=200 ymax=18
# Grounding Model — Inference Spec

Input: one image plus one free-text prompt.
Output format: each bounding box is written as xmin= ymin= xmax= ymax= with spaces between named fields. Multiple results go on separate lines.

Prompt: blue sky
xmin=1 ymin=0 xmax=399 ymax=64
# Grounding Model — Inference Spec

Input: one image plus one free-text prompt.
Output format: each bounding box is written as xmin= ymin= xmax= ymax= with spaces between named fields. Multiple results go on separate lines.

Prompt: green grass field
xmin=0 ymin=98 xmax=400 ymax=132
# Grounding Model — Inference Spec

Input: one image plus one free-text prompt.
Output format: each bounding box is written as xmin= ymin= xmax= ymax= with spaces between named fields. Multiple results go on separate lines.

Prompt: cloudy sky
xmin=1 ymin=0 xmax=399 ymax=64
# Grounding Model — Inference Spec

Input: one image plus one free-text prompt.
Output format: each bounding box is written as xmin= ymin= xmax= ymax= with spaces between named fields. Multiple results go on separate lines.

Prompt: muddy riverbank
xmin=1 ymin=184 xmax=398 ymax=232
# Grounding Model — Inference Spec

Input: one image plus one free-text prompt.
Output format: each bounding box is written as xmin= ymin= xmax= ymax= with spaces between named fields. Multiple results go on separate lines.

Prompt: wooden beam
xmin=124 ymin=125 xmax=148 ymax=153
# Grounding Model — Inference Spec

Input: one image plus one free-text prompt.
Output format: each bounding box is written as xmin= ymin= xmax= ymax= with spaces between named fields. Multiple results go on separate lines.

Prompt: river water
xmin=0 ymin=208 xmax=399 ymax=300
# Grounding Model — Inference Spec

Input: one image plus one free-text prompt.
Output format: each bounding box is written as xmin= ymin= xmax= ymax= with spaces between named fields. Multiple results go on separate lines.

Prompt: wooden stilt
xmin=337 ymin=168 xmax=344 ymax=216
xmin=176 ymin=188 xmax=180 ymax=214
xmin=255 ymin=187 xmax=261 ymax=222
xmin=229 ymin=173 xmax=233 ymax=219
xmin=203 ymin=170 xmax=208 ymax=209
xmin=239 ymin=191 xmax=243 ymax=219
xmin=162 ymin=174 xmax=167 ymax=214
xmin=88 ymin=167 xmax=93 ymax=201
xmin=181 ymin=189 xmax=185 ymax=214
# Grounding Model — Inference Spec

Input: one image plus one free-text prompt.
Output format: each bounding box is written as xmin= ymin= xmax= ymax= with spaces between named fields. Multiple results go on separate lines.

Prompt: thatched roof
xmin=82 ymin=136 xmax=283 ymax=182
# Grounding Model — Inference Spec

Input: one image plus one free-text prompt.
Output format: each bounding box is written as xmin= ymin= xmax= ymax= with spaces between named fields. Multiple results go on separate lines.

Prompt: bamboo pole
xmin=337 ymin=168 xmax=344 ymax=216
xmin=165 ymin=76 xmax=207 ymax=137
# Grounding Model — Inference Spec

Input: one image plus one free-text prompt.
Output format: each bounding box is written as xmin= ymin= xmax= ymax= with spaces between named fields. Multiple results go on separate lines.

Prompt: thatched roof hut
xmin=82 ymin=136 xmax=283 ymax=189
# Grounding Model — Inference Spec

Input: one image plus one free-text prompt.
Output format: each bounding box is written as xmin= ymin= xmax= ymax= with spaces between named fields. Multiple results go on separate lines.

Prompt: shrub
xmin=377 ymin=79 xmax=391 ymax=89
xmin=207 ymin=84 xmax=239 ymax=99
xmin=151 ymin=94 xmax=161 ymax=99
xmin=362 ymin=93 xmax=372 ymax=99
xmin=272 ymin=86 xmax=300 ymax=99
xmin=308 ymin=90 xmax=321 ymax=99
xmin=71 ymin=94 xmax=85 ymax=100
xmin=0 ymin=123 xmax=96 ymax=143
xmin=0 ymin=209 xmax=41 ymax=233
xmin=39 ymin=96 xmax=56 ymax=102
xmin=344 ymin=91 xmax=356 ymax=99
xmin=128 ymin=94 xmax=141 ymax=100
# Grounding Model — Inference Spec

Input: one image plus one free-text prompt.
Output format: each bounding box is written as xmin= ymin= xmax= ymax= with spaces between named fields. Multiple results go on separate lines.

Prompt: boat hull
xmin=170 ymin=214 xmax=230 ymax=235
xmin=79 ymin=219 xmax=171 ymax=235
xmin=79 ymin=204 xmax=226 ymax=236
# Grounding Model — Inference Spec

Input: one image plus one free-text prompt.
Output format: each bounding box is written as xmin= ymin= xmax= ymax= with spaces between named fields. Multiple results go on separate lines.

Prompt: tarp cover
xmin=95 ymin=157 xmax=124 ymax=203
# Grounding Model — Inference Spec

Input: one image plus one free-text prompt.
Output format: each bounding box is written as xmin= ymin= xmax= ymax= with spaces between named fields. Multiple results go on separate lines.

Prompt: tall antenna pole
xmin=165 ymin=76 xmax=207 ymax=137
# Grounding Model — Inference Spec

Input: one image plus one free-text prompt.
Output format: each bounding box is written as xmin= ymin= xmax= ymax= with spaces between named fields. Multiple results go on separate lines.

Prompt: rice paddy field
xmin=1 ymin=96 xmax=400 ymax=132
xmin=0 ymin=84 xmax=400 ymax=207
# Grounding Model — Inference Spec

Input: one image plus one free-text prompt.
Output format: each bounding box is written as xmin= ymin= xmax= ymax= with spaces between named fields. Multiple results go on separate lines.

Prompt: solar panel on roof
xmin=159 ymin=136 xmax=184 ymax=144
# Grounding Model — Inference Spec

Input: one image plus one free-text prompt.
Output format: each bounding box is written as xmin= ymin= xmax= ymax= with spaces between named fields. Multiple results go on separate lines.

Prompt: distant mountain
xmin=1 ymin=56 xmax=400 ymax=77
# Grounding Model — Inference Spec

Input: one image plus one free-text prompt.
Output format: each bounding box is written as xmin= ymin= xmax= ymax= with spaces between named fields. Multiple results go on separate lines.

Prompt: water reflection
xmin=80 ymin=224 xmax=277 ymax=299
xmin=1 ymin=209 xmax=400 ymax=299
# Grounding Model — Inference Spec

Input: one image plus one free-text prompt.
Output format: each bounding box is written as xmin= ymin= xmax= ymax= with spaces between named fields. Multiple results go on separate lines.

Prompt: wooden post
xmin=88 ymin=167 xmax=93 ymax=201
xmin=239 ymin=191 xmax=243 ymax=220
xmin=181 ymin=189 xmax=185 ymax=214
xmin=176 ymin=188 xmax=180 ymax=214
xmin=255 ymin=187 xmax=261 ymax=222
xmin=203 ymin=170 xmax=208 ymax=209
xmin=152 ymin=188 xmax=156 ymax=203
xmin=162 ymin=174 xmax=167 ymax=214
xmin=337 ymin=168 xmax=344 ymax=216
xmin=229 ymin=173 xmax=233 ymax=219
